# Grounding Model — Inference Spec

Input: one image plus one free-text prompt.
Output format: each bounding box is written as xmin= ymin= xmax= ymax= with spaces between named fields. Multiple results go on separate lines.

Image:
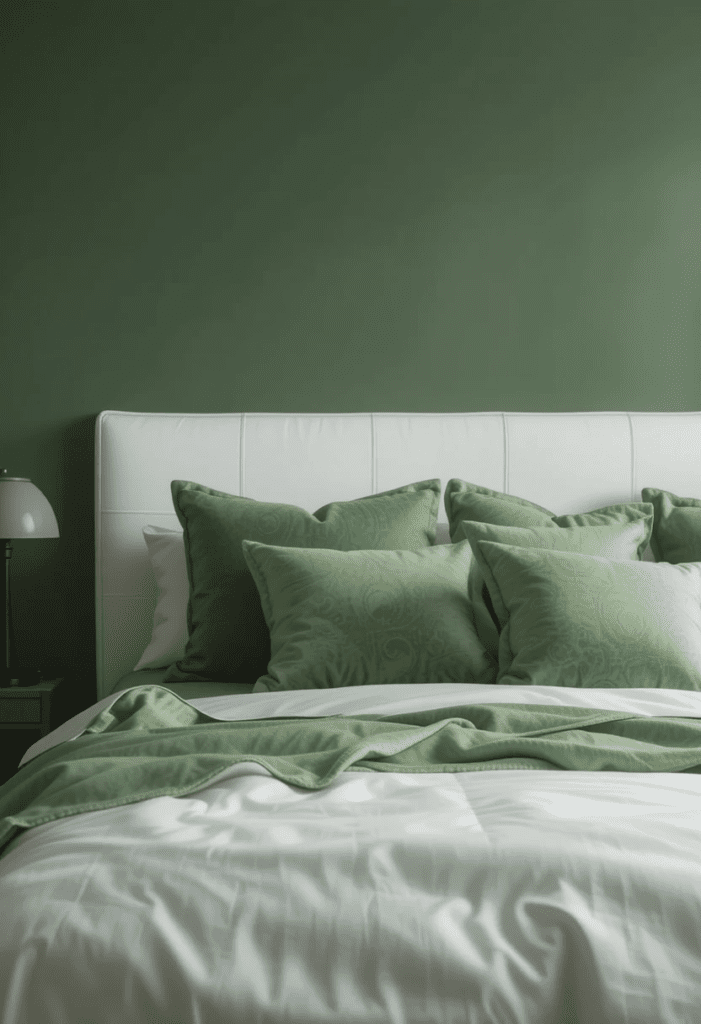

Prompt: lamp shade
xmin=0 ymin=471 xmax=59 ymax=539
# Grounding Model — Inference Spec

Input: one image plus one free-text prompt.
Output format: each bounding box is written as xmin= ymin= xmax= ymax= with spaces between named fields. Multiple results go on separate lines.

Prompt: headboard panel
xmin=95 ymin=411 xmax=701 ymax=700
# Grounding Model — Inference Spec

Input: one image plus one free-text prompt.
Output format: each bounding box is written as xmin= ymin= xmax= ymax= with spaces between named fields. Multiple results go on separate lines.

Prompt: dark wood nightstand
xmin=0 ymin=678 xmax=63 ymax=786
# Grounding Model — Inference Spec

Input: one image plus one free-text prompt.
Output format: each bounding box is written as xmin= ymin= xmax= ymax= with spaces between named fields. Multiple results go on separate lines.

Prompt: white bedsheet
xmin=3 ymin=684 xmax=701 ymax=1023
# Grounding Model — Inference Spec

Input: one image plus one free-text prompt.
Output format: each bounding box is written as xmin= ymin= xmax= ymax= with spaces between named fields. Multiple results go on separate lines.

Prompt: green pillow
xmin=475 ymin=541 xmax=701 ymax=690
xmin=445 ymin=480 xmax=553 ymax=538
xmin=445 ymin=481 xmax=653 ymax=665
xmin=642 ymin=487 xmax=701 ymax=563
xmin=456 ymin=519 xmax=652 ymax=662
xmin=444 ymin=479 xmax=653 ymax=545
xmin=241 ymin=539 xmax=495 ymax=692
xmin=164 ymin=479 xmax=441 ymax=686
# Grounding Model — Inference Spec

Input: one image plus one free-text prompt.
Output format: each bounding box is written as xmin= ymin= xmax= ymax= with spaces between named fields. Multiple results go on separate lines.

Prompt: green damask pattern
xmin=444 ymin=478 xmax=653 ymax=552
xmin=242 ymin=539 xmax=494 ymax=691
xmin=444 ymin=479 xmax=554 ymax=539
xmin=458 ymin=520 xmax=650 ymax=659
xmin=478 ymin=541 xmax=701 ymax=690
xmin=444 ymin=480 xmax=653 ymax=666
xmin=642 ymin=487 xmax=701 ymax=563
xmin=165 ymin=478 xmax=441 ymax=687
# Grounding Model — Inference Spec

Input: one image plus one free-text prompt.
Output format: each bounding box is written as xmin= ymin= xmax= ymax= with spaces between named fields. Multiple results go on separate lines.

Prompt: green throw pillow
xmin=241 ymin=539 xmax=495 ymax=692
xmin=476 ymin=541 xmax=701 ymax=690
xmin=445 ymin=481 xmax=653 ymax=665
xmin=164 ymin=478 xmax=441 ymax=686
xmin=642 ymin=487 xmax=701 ymax=563
xmin=456 ymin=519 xmax=652 ymax=662
xmin=444 ymin=479 xmax=653 ymax=546
xmin=445 ymin=480 xmax=553 ymax=539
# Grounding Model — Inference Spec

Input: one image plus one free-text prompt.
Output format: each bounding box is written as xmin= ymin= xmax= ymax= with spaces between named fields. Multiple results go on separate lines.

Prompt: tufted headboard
xmin=95 ymin=411 xmax=701 ymax=700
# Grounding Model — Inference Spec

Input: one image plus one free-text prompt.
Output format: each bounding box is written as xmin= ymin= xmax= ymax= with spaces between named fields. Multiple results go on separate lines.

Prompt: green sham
xmin=445 ymin=480 xmax=652 ymax=665
xmin=165 ymin=478 xmax=441 ymax=686
xmin=444 ymin=480 xmax=554 ymax=538
xmin=476 ymin=541 xmax=701 ymax=690
xmin=642 ymin=487 xmax=701 ymax=563
xmin=457 ymin=519 xmax=651 ymax=659
xmin=242 ymin=539 xmax=495 ymax=692
xmin=444 ymin=479 xmax=653 ymax=549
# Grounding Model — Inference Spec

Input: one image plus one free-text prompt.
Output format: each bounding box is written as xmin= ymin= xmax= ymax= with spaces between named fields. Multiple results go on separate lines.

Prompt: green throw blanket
xmin=3 ymin=684 xmax=701 ymax=855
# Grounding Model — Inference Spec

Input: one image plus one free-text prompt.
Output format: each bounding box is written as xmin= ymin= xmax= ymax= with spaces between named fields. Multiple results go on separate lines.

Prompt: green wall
xmin=2 ymin=0 xmax=700 ymax=704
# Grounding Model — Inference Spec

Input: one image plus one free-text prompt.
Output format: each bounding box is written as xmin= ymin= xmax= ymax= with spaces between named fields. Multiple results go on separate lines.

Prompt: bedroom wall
xmin=2 ymin=0 xmax=701 ymax=704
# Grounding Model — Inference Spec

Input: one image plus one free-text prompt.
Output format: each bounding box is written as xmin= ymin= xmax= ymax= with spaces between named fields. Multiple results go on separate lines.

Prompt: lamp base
xmin=0 ymin=667 xmax=43 ymax=688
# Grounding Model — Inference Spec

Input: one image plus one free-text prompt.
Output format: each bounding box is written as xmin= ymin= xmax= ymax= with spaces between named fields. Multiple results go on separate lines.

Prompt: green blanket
xmin=3 ymin=685 xmax=701 ymax=855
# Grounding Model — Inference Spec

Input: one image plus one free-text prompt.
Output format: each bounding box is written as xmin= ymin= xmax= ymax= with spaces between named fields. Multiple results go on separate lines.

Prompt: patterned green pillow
xmin=444 ymin=479 xmax=653 ymax=545
xmin=445 ymin=481 xmax=653 ymax=664
xmin=475 ymin=541 xmax=701 ymax=690
xmin=456 ymin=519 xmax=652 ymax=663
xmin=165 ymin=479 xmax=441 ymax=687
xmin=242 ymin=539 xmax=494 ymax=692
xmin=445 ymin=480 xmax=554 ymax=539
xmin=642 ymin=487 xmax=701 ymax=563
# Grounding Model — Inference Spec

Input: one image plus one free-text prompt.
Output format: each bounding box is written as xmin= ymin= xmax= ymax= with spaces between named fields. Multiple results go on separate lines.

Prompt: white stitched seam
xmin=370 ymin=413 xmax=377 ymax=493
xmin=626 ymin=412 xmax=635 ymax=501
xmin=239 ymin=412 xmax=246 ymax=496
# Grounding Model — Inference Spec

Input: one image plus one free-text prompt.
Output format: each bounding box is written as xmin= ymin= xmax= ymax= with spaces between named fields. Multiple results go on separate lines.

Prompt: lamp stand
xmin=2 ymin=539 xmax=17 ymax=686
xmin=1 ymin=541 xmax=41 ymax=687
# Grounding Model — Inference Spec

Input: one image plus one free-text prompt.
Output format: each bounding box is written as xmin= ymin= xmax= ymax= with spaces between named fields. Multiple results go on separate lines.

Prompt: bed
xmin=3 ymin=409 xmax=701 ymax=1024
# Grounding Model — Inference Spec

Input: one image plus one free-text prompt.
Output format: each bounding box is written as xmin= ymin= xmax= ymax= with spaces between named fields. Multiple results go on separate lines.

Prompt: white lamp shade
xmin=0 ymin=477 xmax=59 ymax=539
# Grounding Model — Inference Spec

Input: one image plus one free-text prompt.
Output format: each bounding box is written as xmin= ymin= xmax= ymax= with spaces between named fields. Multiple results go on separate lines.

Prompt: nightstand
xmin=0 ymin=678 xmax=62 ymax=737
xmin=0 ymin=678 xmax=63 ymax=786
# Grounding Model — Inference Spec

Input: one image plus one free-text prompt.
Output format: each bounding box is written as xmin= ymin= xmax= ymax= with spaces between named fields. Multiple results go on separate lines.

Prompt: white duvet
xmin=2 ymin=683 xmax=701 ymax=1024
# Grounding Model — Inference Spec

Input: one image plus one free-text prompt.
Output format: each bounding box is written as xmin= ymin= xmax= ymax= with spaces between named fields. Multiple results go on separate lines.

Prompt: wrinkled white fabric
xmin=3 ymin=685 xmax=701 ymax=1023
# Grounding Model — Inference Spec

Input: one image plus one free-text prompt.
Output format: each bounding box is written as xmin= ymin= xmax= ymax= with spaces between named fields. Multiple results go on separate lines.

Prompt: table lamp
xmin=0 ymin=469 xmax=59 ymax=687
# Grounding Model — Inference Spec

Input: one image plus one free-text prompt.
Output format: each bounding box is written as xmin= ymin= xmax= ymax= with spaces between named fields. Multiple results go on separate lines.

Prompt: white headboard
xmin=95 ymin=411 xmax=701 ymax=701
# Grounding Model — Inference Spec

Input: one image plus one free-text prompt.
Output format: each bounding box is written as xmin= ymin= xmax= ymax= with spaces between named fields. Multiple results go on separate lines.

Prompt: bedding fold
xmin=4 ymin=684 xmax=701 ymax=855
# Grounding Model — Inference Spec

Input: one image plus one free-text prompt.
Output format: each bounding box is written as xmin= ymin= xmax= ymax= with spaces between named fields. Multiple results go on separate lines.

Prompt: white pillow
xmin=134 ymin=525 xmax=189 ymax=671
